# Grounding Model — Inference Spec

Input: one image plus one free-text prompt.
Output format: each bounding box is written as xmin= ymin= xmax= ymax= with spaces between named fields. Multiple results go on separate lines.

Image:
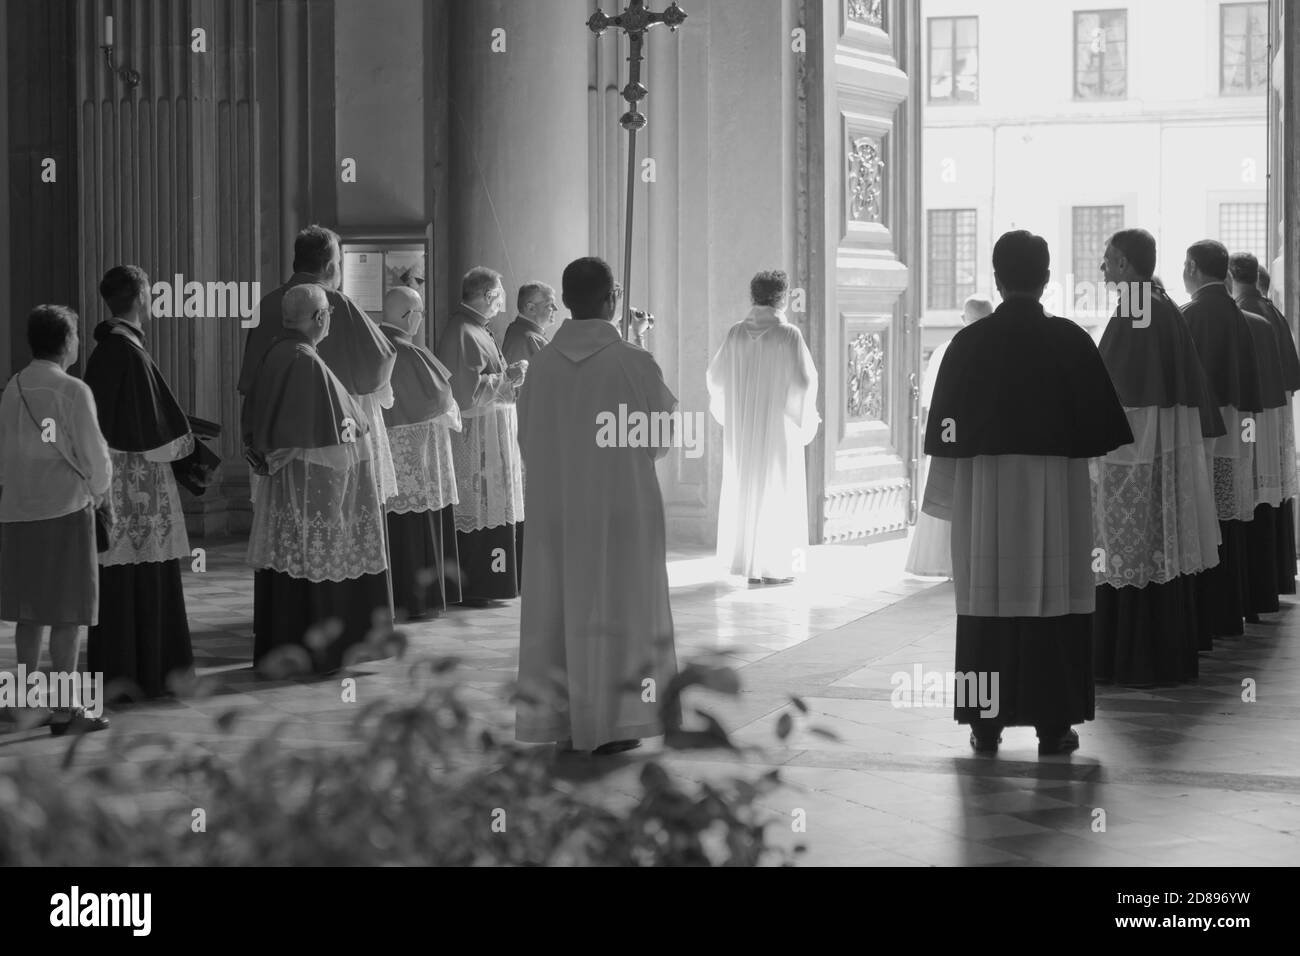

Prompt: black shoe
xmin=49 ymin=711 xmax=110 ymax=736
xmin=747 ymin=578 xmax=763 ymax=586
xmin=592 ymin=739 xmax=641 ymax=756
xmin=761 ymin=577 xmax=795 ymax=586
xmin=969 ymin=730 xmax=1001 ymax=753
xmin=1037 ymin=728 xmax=1079 ymax=755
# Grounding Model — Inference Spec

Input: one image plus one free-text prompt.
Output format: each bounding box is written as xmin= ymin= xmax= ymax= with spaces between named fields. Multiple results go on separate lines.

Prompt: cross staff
xmin=587 ymin=0 xmax=687 ymax=340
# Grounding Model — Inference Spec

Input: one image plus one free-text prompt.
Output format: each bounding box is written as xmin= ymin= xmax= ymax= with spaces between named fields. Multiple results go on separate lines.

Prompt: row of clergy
xmin=10 ymin=227 xmax=581 ymax=697
xmin=916 ymin=231 xmax=1296 ymax=756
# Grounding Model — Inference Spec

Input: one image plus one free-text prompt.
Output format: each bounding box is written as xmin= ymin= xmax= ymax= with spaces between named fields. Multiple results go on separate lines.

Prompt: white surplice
xmin=515 ymin=319 xmax=678 ymax=750
xmin=707 ymin=306 xmax=819 ymax=580
xmin=906 ymin=337 xmax=955 ymax=577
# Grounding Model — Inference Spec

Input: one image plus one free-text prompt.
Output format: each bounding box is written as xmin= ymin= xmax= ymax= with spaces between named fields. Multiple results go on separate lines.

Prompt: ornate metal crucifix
xmin=587 ymin=0 xmax=687 ymax=340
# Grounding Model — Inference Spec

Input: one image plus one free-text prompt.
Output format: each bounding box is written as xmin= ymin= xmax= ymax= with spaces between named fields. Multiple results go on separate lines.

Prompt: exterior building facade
xmin=920 ymin=0 xmax=1270 ymax=355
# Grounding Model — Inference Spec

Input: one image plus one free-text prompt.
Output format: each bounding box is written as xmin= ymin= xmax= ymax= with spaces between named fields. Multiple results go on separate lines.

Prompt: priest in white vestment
xmin=707 ymin=270 xmax=819 ymax=584
xmin=905 ymin=293 xmax=993 ymax=578
xmin=243 ymin=285 xmax=391 ymax=675
xmin=515 ymin=257 xmax=678 ymax=755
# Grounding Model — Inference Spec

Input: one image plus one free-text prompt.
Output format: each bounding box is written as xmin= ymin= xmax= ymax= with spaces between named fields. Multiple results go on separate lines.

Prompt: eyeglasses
xmin=402 ymin=308 xmax=425 ymax=320
xmin=531 ymin=300 xmax=558 ymax=314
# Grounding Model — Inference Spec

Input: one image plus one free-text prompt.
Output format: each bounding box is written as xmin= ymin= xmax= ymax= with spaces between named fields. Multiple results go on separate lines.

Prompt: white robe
xmin=924 ymin=454 xmax=1096 ymax=617
xmin=515 ymin=319 xmax=678 ymax=750
xmin=707 ymin=306 xmax=819 ymax=579
xmin=906 ymin=337 xmax=954 ymax=577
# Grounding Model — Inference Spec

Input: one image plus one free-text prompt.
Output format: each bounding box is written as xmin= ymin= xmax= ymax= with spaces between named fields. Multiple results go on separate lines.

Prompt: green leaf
xmin=776 ymin=712 xmax=794 ymax=741
xmin=789 ymin=695 xmax=808 ymax=714
xmin=808 ymin=725 xmax=841 ymax=742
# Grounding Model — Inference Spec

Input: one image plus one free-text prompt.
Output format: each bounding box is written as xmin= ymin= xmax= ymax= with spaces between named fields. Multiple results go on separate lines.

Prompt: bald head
xmin=963 ymin=294 xmax=994 ymax=323
xmin=283 ymin=284 xmax=330 ymax=342
xmin=383 ymin=285 xmax=424 ymax=336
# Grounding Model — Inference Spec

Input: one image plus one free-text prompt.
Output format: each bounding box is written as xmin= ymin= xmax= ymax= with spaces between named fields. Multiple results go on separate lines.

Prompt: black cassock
xmin=1236 ymin=289 xmax=1300 ymax=595
xmin=1092 ymin=283 xmax=1224 ymax=685
xmin=1182 ymin=283 xmax=1265 ymax=640
xmin=380 ymin=323 xmax=462 ymax=619
xmin=82 ymin=320 xmax=194 ymax=700
xmin=243 ymin=332 xmax=391 ymax=674
xmin=923 ymin=297 xmax=1131 ymax=735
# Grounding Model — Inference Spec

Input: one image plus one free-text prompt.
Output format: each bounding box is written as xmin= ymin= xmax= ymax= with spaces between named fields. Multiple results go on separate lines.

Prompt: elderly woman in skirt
xmin=0 ymin=305 xmax=112 ymax=734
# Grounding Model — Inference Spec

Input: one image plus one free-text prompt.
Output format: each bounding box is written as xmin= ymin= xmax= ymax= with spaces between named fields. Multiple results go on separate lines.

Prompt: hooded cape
xmin=1180 ymin=282 xmax=1264 ymax=412
xmin=923 ymin=297 xmax=1133 ymax=459
xmin=82 ymin=320 xmax=191 ymax=453
xmin=241 ymin=332 xmax=370 ymax=453
xmin=378 ymin=324 xmax=457 ymax=427
xmin=1097 ymin=282 xmax=1225 ymax=437
xmin=237 ymin=274 xmax=396 ymax=398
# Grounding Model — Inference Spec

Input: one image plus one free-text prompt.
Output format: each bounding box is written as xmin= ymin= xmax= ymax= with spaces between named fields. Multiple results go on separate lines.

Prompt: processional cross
xmin=587 ymin=0 xmax=688 ymax=340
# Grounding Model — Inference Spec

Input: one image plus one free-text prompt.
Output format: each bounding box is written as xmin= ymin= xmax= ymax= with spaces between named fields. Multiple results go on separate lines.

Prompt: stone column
xmin=446 ymin=0 xmax=589 ymax=345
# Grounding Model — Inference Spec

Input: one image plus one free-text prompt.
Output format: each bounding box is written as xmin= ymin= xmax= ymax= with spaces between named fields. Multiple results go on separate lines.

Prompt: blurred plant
xmin=0 ymin=631 xmax=837 ymax=866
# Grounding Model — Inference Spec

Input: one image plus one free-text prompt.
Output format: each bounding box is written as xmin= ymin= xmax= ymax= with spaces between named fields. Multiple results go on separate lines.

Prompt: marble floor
xmin=1 ymin=535 xmax=1298 ymax=866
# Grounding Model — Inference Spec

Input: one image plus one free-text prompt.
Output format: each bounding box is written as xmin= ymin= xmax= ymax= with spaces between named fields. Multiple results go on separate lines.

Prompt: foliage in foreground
xmin=0 ymin=649 xmax=833 ymax=866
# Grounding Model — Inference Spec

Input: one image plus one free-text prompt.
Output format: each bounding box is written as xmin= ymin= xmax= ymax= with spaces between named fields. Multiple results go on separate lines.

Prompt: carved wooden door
xmin=805 ymin=0 xmax=923 ymax=543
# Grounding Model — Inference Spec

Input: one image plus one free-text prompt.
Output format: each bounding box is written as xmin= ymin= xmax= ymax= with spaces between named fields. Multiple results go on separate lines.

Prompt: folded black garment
xmin=187 ymin=415 xmax=222 ymax=440
xmin=173 ymin=435 xmax=222 ymax=496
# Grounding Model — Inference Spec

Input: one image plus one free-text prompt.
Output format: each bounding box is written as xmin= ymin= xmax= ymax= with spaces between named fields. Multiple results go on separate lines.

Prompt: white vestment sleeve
xmin=922 ymin=455 xmax=956 ymax=521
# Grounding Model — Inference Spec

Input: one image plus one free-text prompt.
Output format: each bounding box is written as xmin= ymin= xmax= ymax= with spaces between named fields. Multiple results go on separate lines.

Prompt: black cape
xmin=1236 ymin=290 xmax=1300 ymax=392
xmin=378 ymin=325 xmax=457 ymax=428
xmin=924 ymin=297 xmax=1133 ymax=458
xmin=1097 ymin=282 xmax=1225 ymax=438
xmin=82 ymin=320 xmax=191 ymax=452
xmin=237 ymin=274 xmax=396 ymax=398
xmin=1180 ymin=282 xmax=1264 ymax=412
xmin=241 ymin=331 xmax=370 ymax=453
xmin=1243 ymin=311 xmax=1287 ymax=410
xmin=501 ymin=316 xmax=548 ymax=366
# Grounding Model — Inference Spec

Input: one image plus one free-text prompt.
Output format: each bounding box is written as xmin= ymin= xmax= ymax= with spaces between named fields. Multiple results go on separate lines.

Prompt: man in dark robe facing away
xmin=923 ymin=231 xmax=1133 ymax=756
xmin=242 ymin=284 xmax=391 ymax=675
xmin=1229 ymin=252 xmax=1300 ymax=596
xmin=435 ymin=267 xmax=526 ymax=605
xmin=1181 ymin=240 xmax=1266 ymax=640
xmin=83 ymin=265 xmax=196 ymax=700
xmin=238 ymin=225 xmax=398 ymax=519
xmin=1091 ymin=229 xmax=1224 ymax=686
xmin=379 ymin=286 xmax=463 ymax=619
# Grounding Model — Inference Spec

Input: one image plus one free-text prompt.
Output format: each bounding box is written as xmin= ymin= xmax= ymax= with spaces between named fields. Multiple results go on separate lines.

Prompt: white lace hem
xmin=246 ymin=454 xmax=389 ymax=583
xmin=385 ymin=415 xmax=459 ymax=515
xmin=450 ymin=404 xmax=523 ymax=533
xmin=99 ymin=451 xmax=191 ymax=567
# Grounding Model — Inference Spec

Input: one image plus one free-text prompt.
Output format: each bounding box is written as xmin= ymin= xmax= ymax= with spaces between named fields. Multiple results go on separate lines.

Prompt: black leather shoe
xmin=969 ymin=730 xmax=1001 ymax=753
xmin=1037 ymin=728 xmax=1079 ymax=755
xmin=593 ymin=739 xmax=641 ymax=756
xmin=49 ymin=711 xmax=111 ymax=736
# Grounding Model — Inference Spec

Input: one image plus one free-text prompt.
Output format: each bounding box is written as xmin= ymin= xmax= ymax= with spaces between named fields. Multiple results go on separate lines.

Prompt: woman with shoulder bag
xmin=0 ymin=305 xmax=113 ymax=734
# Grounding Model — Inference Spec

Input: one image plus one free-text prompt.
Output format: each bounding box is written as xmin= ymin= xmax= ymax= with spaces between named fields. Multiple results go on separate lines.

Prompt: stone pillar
xmin=75 ymin=0 xmax=260 ymax=539
xmin=446 ymin=0 xmax=589 ymax=346
xmin=1284 ymin=1 xmax=1298 ymax=326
